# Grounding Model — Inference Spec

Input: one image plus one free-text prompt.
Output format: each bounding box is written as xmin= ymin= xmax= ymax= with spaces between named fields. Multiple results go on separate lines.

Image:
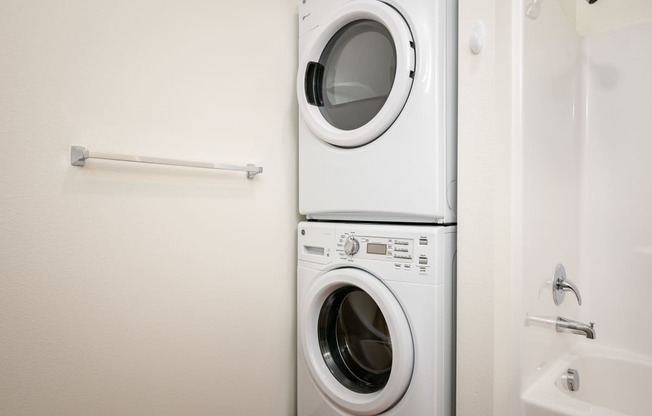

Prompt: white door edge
xmin=297 ymin=0 xmax=415 ymax=148
xmin=299 ymin=267 xmax=414 ymax=415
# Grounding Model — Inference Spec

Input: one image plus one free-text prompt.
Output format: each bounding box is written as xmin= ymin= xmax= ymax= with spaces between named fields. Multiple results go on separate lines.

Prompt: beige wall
xmin=13 ymin=1 xmax=645 ymax=415
xmin=0 ymin=1 xmax=298 ymax=415
xmin=456 ymin=0 xmax=514 ymax=414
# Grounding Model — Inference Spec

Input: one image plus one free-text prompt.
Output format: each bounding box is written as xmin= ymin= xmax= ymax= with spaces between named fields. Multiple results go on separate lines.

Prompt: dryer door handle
xmin=305 ymin=61 xmax=325 ymax=107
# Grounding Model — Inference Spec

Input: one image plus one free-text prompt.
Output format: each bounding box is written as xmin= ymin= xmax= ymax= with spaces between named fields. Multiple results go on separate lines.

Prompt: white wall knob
xmin=469 ymin=21 xmax=485 ymax=55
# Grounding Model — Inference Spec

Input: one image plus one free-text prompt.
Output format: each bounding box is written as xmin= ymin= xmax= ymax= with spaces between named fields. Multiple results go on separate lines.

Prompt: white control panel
xmin=337 ymin=232 xmax=416 ymax=263
xmin=299 ymin=222 xmax=455 ymax=284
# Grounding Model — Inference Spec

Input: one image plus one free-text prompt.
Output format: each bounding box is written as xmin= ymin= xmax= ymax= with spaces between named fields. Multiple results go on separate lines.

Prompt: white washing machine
xmin=297 ymin=0 xmax=457 ymax=223
xmin=297 ymin=221 xmax=456 ymax=415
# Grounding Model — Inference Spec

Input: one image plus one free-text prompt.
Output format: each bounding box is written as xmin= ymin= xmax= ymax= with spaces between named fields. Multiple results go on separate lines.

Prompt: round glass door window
xmin=306 ymin=20 xmax=397 ymax=131
xmin=318 ymin=286 xmax=393 ymax=393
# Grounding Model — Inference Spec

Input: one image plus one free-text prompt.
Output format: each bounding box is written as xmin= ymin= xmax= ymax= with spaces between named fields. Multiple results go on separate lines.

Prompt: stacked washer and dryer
xmin=296 ymin=0 xmax=457 ymax=415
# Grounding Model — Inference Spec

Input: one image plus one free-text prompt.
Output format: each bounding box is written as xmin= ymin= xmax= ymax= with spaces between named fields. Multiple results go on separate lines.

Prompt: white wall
xmin=551 ymin=0 xmax=652 ymax=35
xmin=580 ymin=21 xmax=652 ymax=358
xmin=519 ymin=0 xmax=584 ymax=392
xmin=518 ymin=0 xmax=652 ymax=403
xmin=0 ymin=1 xmax=298 ymax=415
xmin=576 ymin=0 xmax=652 ymax=35
xmin=460 ymin=1 xmax=652 ymax=414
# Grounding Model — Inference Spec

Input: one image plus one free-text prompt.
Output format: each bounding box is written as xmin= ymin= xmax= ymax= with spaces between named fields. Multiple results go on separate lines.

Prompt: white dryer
xmin=297 ymin=0 xmax=457 ymax=223
xmin=297 ymin=221 xmax=456 ymax=415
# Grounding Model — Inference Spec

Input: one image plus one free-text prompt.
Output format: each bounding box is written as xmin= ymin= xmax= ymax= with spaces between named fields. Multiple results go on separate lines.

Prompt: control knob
xmin=343 ymin=236 xmax=360 ymax=256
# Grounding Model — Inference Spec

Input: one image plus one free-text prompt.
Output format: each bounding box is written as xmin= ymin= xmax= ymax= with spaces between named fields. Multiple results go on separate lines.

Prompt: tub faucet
xmin=556 ymin=317 xmax=596 ymax=339
xmin=527 ymin=316 xmax=596 ymax=339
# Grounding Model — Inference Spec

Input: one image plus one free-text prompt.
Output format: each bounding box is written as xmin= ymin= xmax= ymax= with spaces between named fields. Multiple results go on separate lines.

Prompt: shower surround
xmin=517 ymin=1 xmax=652 ymax=414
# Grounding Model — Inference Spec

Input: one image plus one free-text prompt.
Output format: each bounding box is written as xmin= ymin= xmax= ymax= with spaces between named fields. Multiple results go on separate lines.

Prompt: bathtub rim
xmin=520 ymin=343 xmax=652 ymax=416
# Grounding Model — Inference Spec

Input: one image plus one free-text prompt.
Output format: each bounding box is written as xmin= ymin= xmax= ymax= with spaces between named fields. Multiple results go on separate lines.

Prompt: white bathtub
xmin=522 ymin=346 xmax=652 ymax=416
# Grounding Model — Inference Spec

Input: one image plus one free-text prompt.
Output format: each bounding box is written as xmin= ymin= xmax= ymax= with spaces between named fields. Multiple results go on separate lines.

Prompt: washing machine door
xmin=300 ymin=268 xmax=414 ymax=415
xmin=297 ymin=0 xmax=415 ymax=148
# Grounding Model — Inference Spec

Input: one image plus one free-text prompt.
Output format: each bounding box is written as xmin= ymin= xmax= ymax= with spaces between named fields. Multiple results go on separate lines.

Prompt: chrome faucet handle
xmin=552 ymin=264 xmax=582 ymax=305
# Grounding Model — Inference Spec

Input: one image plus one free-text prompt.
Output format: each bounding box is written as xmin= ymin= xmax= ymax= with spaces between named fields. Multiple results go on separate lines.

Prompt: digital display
xmin=367 ymin=243 xmax=387 ymax=255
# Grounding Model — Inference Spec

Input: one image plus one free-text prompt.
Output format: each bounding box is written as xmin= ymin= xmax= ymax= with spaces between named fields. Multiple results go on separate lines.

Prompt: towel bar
xmin=70 ymin=146 xmax=262 ymax=178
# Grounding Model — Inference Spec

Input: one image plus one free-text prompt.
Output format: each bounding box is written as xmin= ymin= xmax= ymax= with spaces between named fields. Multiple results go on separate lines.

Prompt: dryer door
xmin=297 ymin=0 xmax=415 ymax=148
xmin=300 ymin=268 xmax=414 ymax=415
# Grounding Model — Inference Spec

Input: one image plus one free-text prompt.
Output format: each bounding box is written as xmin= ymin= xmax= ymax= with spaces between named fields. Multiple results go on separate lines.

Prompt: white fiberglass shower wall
xmin=516 ymin=0 xmax=652 ymax=414
xmin=580 ymin=19 xmax=652 ymax=359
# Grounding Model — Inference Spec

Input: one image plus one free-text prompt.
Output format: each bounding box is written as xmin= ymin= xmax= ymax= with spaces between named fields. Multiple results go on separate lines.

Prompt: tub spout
xmin=556 ymin=317 xmax=596 ymax=339
xmin=527 ymin=315 xmax=596 ymax=339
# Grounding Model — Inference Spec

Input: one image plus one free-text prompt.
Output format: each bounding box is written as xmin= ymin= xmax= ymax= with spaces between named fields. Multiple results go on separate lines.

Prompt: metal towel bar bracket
xmin=70 ymin=146 xmax=262 ymax=178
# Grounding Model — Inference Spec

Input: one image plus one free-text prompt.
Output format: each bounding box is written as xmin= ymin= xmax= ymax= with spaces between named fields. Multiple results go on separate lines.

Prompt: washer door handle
xmin=305 ymin=61 xmax=325 ymax=107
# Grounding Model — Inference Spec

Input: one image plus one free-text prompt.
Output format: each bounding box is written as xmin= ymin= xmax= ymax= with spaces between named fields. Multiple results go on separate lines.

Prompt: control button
xmin=419 ymin=238 xmax=428 ymax=246
xmin=343 ymin=236 xmax=360 ymax=256
xmin=419 ymin=257 xmax=428 ymax=265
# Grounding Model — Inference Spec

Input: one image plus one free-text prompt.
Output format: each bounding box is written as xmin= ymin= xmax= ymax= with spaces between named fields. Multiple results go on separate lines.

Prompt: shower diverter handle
xmin=552 ymin=264 xmax=582 ymax=306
